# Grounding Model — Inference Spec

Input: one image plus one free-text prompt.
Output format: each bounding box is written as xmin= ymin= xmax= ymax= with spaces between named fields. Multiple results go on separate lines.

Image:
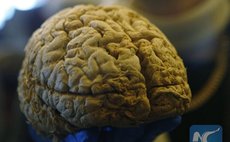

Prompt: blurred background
xmin=0 ymin=0 xmax=229 ymax=142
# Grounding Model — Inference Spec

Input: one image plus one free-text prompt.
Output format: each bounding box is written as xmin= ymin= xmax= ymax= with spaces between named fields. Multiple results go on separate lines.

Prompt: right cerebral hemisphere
xmin=18 ymin=5 xmax=191 ymax=137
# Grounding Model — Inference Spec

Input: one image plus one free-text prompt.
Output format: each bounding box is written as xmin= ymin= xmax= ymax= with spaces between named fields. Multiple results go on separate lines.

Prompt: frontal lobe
xmin=18 ymin=5 xmax=191 ymax=137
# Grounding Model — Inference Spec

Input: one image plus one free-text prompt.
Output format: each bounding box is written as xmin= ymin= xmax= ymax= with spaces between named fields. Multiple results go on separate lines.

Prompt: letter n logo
xmin=190 ymin=125 xmax=222 ymax=142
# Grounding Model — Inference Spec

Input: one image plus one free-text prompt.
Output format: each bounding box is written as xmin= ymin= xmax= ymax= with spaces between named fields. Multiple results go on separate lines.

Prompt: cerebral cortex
xmin=18 ymin=5 xmax=191 ymax=137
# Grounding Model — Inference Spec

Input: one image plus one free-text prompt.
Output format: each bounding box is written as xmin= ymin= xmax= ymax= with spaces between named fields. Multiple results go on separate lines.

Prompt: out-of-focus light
xmin=0 ymin=0 xmax=15 ymax=29
xmin=13 ymin=0 xmax=46 ymax=11
xmin=0 ymin=0 xmax=47 ymax=30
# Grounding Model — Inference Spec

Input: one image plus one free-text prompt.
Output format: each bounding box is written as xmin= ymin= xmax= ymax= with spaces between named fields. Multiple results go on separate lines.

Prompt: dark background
xmin=0 ymin=1 xmax=229 ymax=142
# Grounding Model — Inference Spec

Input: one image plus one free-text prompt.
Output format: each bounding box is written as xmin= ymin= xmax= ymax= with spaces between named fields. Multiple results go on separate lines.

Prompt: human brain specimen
xmin=18 ymin=5 xmax=191 ymax=137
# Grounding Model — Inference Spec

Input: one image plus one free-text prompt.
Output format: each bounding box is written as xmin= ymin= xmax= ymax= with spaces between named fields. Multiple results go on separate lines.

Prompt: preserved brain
xmin=18 ymin=5 xmax=191 ymax=137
